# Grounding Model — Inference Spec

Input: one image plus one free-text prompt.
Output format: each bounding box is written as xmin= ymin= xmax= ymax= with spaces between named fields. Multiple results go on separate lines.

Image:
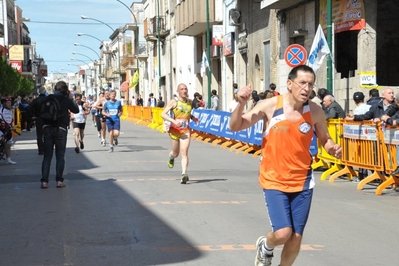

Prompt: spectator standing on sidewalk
xmin=367 ymin=88 xmax=381 ymax=106
xmin=269 ymin=83 xmax=279 ymax=96
xmin=20 ymin=94 xmax=32 ymax=131
xmin=323 ymin=95 xmax=346 ymax=119
xmin=353 ymin=92 xmax=371 ymax=116
xmin=157 ymin=96 xmax=165 ymax=108
xmin=40 ymin=81 xmax=79 ymax=189
xmin=31 ymin=86 xmax=47 ymax=155
xmin=229 ymin=65 xmax=342 ymax=266
xmin=137 ymin=95 xmax=144 ymax=106
xmin=345 ymin=87 xmax=394 ymax=122
xmin=211 ymin=89 xmax=219 ymax=110
xmin=147 ymin=93 xmax=157 ymax=107
xmin=191 ymin=92 xmax=200 ymax=109
xmin=0 ymin=97 xmax=17 ymax=164
xmin=352 ymin=91 xmax=371 ymax=181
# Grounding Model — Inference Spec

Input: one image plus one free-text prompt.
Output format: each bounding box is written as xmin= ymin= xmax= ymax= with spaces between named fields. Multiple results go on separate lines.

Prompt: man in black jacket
xmin=367 ymin=88 xmax=381 ymax=106
xmin=31 ymin=86 xmax=47 ymax=155
xmin=381 ymin=92 xmax=399 ymax=175
xmin=346 ymin=87 xmax=394 ymax=122
xmin=40 ymin=81 xmax=79 ymax=189
xmin=323 ymin=95 xmax=346 ymax=119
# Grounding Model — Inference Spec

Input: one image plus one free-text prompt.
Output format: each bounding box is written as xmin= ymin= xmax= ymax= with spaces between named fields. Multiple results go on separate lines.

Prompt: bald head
xmin=382 ymin=87 xmax=394 ymax=104
xmin=323 ymin=95 xmax=334 ymax=108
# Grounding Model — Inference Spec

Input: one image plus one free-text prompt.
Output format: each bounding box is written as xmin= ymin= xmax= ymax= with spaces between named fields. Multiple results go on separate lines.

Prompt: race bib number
xmin=109 ymin=109 xmax=118 ymax=116
xmin=177 ymin=119 xmax=189 ymax=128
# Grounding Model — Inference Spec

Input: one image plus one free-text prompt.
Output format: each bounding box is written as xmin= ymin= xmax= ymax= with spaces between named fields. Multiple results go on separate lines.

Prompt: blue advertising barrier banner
xmin=190 ymin=109 xmax=263 ymax=145
xmin=190 ymin=109 xmax=318 ymax=155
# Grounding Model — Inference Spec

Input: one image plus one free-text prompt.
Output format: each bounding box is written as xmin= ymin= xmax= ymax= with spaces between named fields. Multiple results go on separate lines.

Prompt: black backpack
xmin=39 ymin=95 xmax=62 ymax=121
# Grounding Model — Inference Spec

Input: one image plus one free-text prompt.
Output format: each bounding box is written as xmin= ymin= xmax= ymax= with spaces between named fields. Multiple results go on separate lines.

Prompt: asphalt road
xmin=0 ymin=119 xmax=398 ymax=266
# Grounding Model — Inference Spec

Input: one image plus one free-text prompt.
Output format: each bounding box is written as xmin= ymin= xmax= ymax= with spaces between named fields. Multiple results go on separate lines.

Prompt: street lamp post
xmin=81 ymin=15 xmax=121 ymax=91
xmin=71 ymin=57 xmax=93 ymax=96
xmin=77 ymin=33 xmax=103 ymax=43
xmin=74 ymin=43 xmax=101 ymax=59
xmin=72 ymin=52 xmax=94 ymax=62
xmin=74 ymin=44 xmax=101 ymax=91
xmin=61 ymin=68 xmax=75 ymax=73
xmin=68 ymin=63 xmax=82 ymax=68
xmin=76 ymin=34 xmax=104 ymax=95
xmin=71 ymin=58 xmax=90 ymax=65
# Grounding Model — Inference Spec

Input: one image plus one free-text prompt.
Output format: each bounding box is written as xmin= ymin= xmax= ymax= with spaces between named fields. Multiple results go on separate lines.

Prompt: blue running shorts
xmin=263 ymin=188 xmax=313 ymax=235
xmin=106 ymin=120 xmax=120 ymax=131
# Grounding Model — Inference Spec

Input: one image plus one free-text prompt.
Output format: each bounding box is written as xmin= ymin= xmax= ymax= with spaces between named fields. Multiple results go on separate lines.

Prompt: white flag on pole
xmin=307 ymin=24 xmax=331 ymax=73
xmin=200 ymin=50 xmax=209 ymax=77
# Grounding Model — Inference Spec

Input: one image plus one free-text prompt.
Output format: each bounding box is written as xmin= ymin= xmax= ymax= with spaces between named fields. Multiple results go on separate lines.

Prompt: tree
xmin=0 ymin=57 xmax=34 ymax=96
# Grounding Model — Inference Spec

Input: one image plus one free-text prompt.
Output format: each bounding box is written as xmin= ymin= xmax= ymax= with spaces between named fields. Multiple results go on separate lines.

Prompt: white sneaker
xmin=255 ymin=236 xmax=273 ymax=266
xmin=6 ymin=158 xmax=16 ymax=165
xmin=101 ymin=140 xmax=106 ymax=147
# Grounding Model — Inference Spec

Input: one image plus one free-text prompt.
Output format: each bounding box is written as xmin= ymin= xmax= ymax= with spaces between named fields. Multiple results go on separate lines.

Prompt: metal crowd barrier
xmin=312 ymin=119 xmax=399 ymax=195
xmin=311 ymin=119 xmax=343 ymax=180
xmin=377 ymin=125 xmax=399 ymax=194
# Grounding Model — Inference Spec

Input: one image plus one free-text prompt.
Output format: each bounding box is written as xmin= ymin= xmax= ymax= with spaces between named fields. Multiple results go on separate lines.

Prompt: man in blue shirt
xmin=102 ymin=90 xmax=122 ymax=152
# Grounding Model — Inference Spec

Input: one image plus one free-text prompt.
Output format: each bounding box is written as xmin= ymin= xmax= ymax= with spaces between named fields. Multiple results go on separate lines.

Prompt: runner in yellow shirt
xmin=161 ymin=83 xmax=198 ymax=184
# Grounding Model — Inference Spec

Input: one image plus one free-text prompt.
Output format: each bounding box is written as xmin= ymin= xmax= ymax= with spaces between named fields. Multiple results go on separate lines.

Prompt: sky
xmin=17 ymin=0 xmax=139 ymax=75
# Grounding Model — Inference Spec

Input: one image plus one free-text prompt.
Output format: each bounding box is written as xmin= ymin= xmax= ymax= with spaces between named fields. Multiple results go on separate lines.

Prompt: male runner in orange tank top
xmin=230 ymin=65 xmax=342 ymax=266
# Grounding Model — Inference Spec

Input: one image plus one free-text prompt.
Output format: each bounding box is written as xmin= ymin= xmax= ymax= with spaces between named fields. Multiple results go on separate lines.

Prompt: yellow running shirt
xmin=169 ymin=98 xmax=192 ymax=135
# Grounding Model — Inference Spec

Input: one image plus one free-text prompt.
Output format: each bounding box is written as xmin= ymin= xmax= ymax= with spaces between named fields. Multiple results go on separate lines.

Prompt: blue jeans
xmin=41 ymin=126 xmax=67 ymax=183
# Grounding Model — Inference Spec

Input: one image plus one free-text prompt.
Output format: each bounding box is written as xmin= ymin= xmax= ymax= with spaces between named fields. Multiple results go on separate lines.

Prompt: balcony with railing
xmin=144 ymin=16 xmax=170 ymax=42
xmin=175 ymin=0 xmax=218 ymax=36
xmin=121 ymin=41 xmax=147 ymax=70
xmin=22 ymin=35 xmax=31 ymax=45
xmin=104 ymin=67 xmax=118 ymax=80
xmin=121 ymin=55 xmax=138 ymax=70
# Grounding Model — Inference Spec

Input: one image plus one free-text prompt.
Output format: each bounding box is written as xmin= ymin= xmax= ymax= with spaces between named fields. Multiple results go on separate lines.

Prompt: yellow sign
xmin=358 ymin=71 xmax=378 ymax=88
xmin=320 ymin=0 xmax=366 ymax=33
xmin=8 ymin=45 xmax=24 ymax=60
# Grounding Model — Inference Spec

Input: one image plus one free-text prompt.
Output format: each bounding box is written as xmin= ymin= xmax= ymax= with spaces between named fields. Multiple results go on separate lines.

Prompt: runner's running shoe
xmin=255 ymin=236 xmax=273 ymax=266
xmin=181 ymin=174 xmax=189 ymax=184
xmin=168 ymin=157 xmax=174 ymax=168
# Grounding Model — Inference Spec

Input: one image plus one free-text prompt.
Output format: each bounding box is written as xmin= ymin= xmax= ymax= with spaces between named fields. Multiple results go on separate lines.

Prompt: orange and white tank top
xmin=259 ymin=95 xmax=314 ymax=192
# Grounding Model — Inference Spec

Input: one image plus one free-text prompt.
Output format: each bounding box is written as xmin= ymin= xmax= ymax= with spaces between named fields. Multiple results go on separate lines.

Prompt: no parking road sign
xmin=284 ymin=44 xmax=307 ymax=68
